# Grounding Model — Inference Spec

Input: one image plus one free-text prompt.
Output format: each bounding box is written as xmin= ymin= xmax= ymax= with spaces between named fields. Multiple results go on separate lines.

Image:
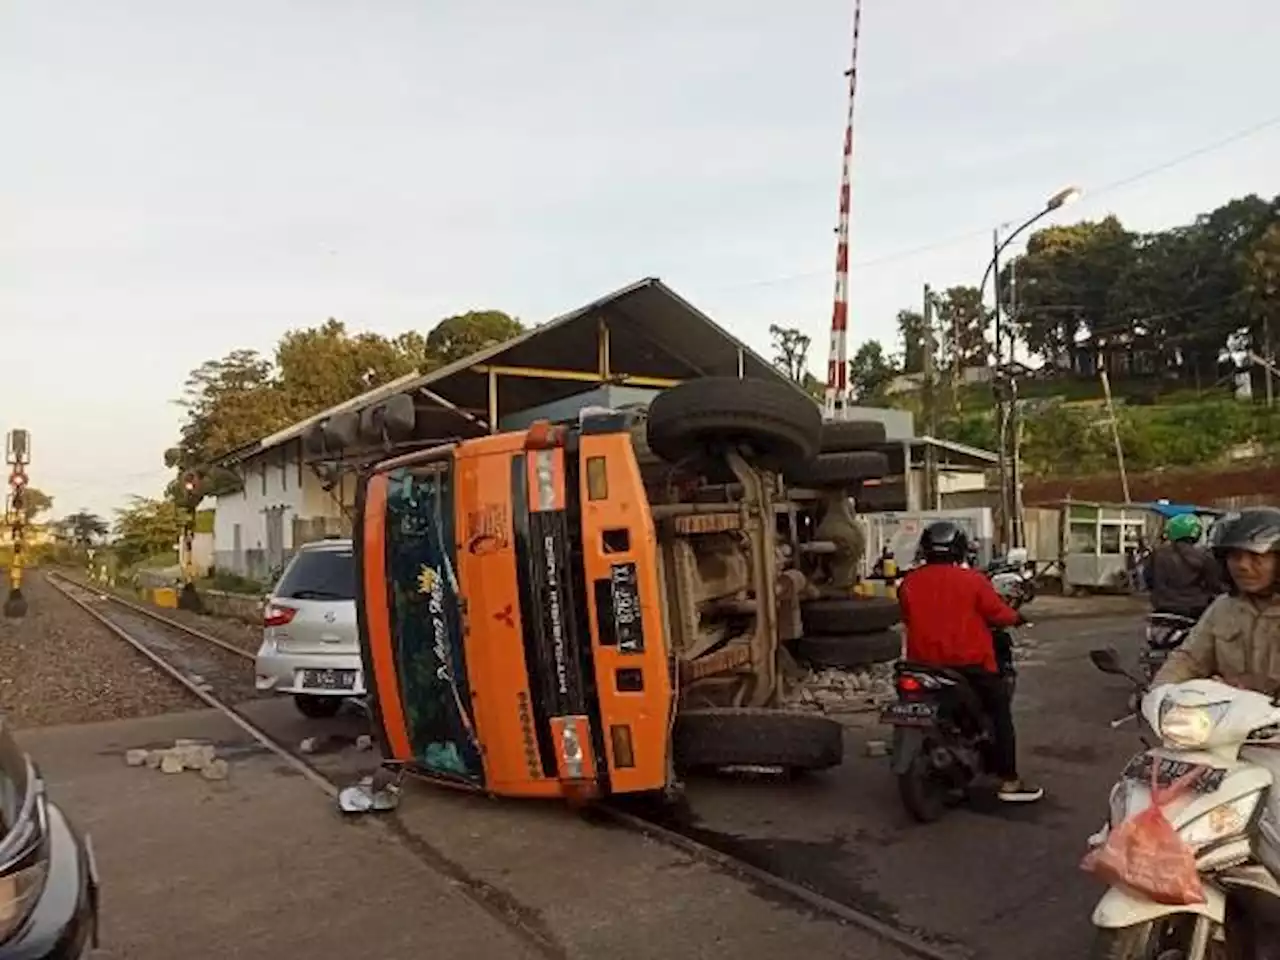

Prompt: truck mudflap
xmin=890 ymin=726 xmax=926 ymax=775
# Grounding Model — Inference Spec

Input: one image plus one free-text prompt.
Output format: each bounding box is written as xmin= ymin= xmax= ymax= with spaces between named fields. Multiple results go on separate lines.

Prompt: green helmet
xmin=1165 ymin=513 xmax=1203 ymax=543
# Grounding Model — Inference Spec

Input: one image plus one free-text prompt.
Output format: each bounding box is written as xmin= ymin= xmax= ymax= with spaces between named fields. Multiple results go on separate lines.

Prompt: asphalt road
xmin=676 ymin=614 xmax=1146 ymax=960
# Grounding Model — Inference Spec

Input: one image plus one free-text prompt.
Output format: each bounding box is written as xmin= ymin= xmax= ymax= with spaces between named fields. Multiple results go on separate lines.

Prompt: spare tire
xmin=801 ymin=597 xmax=901 ymax=635
xmin=788 ymin=451 xmax=889 ymax=488
xmin=820 ymin=420 xmax=888 ymax=452
xmin=673 ymin=708 xmax=844 ymax=772
xmin=647 ymin=378 xmax=821 ymax=473
xmin=794 ymin=630 xmax=901 ymax=669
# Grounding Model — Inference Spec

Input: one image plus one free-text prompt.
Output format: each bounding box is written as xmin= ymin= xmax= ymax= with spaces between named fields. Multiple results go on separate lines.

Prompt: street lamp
xmin=978 ymin=185 xmax=1082 ymax=551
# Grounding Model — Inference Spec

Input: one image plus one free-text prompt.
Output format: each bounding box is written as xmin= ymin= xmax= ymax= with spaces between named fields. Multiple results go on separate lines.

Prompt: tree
xmin=848 ymin=340 xmax=896 ymax=402
xmin=18 ymin=486 xmax=52 ymax=524
xmin=424 ymin=311 xmax=524 ymax=367
xmin=768 ymin=324 xmax=813 ymax=383
xmin=897 ymin=309 xmax=934 ymax=374
xmin=113 ymin=497 xmax=185 ymax=568
xmin=934 ymin=286 xmax=991 ymax=369
xmin=275 ymin=318 xmax=420 ymax=419
xmin=1243 ymin=222 xmax=1280 ymax=373
xmin=54 ymin=510 xmax=109 ymax=547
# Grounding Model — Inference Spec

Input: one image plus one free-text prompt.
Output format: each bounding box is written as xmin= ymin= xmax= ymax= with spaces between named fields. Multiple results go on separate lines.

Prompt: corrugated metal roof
xmin=222 ymin=277 xmax=798 ymax=464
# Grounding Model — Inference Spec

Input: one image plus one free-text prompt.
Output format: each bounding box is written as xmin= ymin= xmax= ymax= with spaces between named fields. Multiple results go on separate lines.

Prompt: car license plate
xmin=880 ymin=701 xmax=939 ymax=727
xmin=300 ymin=668 xmax=357 ymax=691
xmin=1123 ymin=754 xmax=1226 ymax=793
xmin=610 ymin=563 xmax=645 ymax=654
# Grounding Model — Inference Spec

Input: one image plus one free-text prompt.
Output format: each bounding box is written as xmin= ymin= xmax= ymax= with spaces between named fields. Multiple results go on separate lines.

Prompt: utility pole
xmin=1265 ymin=314 xmax=1275 ymax=408
xmin=991 ymin=229 xmax=1012 ymax=551
xmin=922 ymin=284 xmax=939 ymax=510
xmin=1100 ymin=370 xmax=1132 ymax=503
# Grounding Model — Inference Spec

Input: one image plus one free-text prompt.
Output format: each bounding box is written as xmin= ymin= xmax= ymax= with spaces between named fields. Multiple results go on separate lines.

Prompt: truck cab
xmin=355 ymin=410 xmax=674 ymax=800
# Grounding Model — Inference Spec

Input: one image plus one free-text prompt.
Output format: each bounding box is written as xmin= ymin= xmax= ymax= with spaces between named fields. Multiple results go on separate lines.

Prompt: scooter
xmin=1087 ymin=648 xmax=1280 ymax=958
xmin=883 ymin=583 xmax=1024 ymax=823
xmin=1141 ymin=612 xmax=1199 ymax=684
xmin=987 ymin=547 xmax=1036 ymax=607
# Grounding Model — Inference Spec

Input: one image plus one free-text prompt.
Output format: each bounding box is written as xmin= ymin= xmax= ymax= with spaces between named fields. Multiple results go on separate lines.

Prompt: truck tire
xmin=788 ymin=451 xmax=889 ymax=488
xmin=646 ymin=378 xmax=822 ymax=473
xmin=793 ymin=630 xmax=901 ymax=669
xmin=820 ymin=420 xmax=887 ymax=452
xmin=673 ymin=708 xmax=844 ymax=773
xmin=801 ymin=597 xmax=901 ymax=635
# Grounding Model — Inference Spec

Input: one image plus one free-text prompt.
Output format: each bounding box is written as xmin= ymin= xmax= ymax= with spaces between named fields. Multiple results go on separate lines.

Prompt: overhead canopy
xmin=1143 ymin=500 xmax=1224 ymax=519
xmin=218 ymin=277 xmax=799 ymax=467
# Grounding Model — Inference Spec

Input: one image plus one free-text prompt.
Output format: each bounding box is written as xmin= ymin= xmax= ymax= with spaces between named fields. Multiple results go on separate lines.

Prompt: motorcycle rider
xmin=898 ymin=520 xmax=1044 ymax=803
xmin=1146 ymin=513 xmax=1222 ymax=620
xmin=1153 ymin=506 xmax=1280 ymax=875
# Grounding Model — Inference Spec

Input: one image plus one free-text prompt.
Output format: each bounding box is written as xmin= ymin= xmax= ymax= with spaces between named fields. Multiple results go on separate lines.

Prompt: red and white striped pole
xmin=825 ymin=0 xmax=862 ymax=420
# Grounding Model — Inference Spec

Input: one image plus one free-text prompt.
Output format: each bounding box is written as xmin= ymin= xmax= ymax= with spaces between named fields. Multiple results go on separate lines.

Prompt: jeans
xmin=957 ymin=667 xmax=1019 ymax=781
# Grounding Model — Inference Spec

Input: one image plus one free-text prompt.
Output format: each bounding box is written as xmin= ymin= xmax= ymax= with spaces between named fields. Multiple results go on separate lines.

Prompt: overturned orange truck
xmin=354 ymin=377 xmax=896 ymax=802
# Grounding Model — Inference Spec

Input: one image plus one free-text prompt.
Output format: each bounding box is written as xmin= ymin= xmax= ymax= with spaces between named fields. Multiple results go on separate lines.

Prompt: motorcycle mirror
xmin=1089 ymin=647 xmax=1125 ymax=675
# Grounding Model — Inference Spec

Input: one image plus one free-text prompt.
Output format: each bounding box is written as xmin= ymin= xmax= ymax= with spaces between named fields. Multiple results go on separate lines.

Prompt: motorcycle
xmin=987 ymin=546 xmax=1037 ymax=607
xmin=882 ymin=577 xmax=1025 ymax=823
xmin=1087 ymin=648 xmax=1280 ymax=958
xmin=1141 ymin=612 xmax=1199 ymax=684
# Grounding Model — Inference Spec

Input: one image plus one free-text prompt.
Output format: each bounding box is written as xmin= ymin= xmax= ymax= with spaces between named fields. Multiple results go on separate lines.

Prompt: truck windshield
xmin=382 ymin=462 xmax=483 ymax=783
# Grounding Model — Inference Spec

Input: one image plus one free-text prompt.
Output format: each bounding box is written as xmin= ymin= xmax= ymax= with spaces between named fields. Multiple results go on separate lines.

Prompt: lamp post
xmin=979 ymin=185 xmax=1081 ymax=550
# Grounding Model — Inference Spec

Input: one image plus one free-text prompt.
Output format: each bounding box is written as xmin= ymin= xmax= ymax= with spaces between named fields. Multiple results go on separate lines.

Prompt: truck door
xmin=357 ymin=456 xmax=484 ymax=785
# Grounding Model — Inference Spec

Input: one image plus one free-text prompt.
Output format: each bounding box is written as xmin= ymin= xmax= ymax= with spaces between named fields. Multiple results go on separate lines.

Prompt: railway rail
xmin=42 ymin=569 xmax=961 ymax=960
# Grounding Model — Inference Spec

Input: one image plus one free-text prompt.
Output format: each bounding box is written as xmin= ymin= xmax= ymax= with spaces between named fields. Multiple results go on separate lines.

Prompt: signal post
xmin=4 ymin=429 xmax=32 ymax=618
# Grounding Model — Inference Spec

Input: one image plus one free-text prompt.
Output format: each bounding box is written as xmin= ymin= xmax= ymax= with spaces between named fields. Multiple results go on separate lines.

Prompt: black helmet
xmin=919 ymin=520 xmax=969 ymax=564
xmin=1208 ymin=507 xmax=1280 ymax=594
xmin=1207 ymin=507 xmax=1280 ymax=557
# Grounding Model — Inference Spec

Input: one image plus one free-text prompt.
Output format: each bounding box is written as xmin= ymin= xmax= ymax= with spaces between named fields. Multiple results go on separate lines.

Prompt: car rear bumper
xmin=1 ymin=802 xmax=98 ymax=960
xmin=254 ymin=641 xmax=366 ymax=696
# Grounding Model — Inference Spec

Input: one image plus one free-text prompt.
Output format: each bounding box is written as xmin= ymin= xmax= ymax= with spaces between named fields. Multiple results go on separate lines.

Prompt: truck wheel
xmin=820 ymin=420 xmax=887 ymax=452
xmin=794 ymin=630 xmax=901 ymax=669
xmin=646 ymin=378 xmax=822 ymax=473
xmin=788 ymin=451 xmax=889 ymax=488
xmin=673 ymin=708 xmax=844 ymax=773
xmin=801 ymin=597 xmax=901 ymax=635
xmin=294 ymin=694 xmax=343 ymax=719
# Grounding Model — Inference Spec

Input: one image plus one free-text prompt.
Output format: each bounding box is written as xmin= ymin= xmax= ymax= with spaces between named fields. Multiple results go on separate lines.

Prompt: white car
xmin=254 ymin=539 xmax=364 ymax=718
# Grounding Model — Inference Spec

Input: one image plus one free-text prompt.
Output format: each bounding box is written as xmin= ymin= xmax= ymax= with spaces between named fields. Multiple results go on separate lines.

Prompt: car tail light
xmin=264 ymin=604 xmax=297 ymax=628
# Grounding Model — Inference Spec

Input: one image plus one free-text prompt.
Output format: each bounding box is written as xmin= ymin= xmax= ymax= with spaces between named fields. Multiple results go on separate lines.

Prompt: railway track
xmin=43 ymin=569 xmax=961 ymax=960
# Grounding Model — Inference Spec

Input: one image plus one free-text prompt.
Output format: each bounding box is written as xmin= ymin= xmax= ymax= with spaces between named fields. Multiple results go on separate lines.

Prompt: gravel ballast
xmin=0 ymin=572 xmax=200 ymax=727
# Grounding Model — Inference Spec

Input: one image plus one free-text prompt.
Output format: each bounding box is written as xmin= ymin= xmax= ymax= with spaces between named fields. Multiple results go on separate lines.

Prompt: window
xmin=274 ymin=548 xmax=356 ymax=601
xmin=1069 ymin=521 xmax=1098 ymax=554
xmin=1099 ymin=523 xmax=1123 ymax=555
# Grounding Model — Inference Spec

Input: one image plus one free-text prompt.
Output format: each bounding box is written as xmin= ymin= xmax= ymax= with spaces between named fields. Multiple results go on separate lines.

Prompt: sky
xmin=2 ymin=0 xmax=1277 ymax=521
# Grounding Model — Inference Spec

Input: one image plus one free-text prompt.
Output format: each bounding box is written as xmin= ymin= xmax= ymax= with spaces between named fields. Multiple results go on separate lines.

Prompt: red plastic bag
xmin=1081 ymin=768 xmax=1205 ymax=906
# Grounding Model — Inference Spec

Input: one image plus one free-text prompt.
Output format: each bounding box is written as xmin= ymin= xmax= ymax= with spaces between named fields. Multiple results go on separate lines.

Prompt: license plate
xmin=610 ymin=563 xmax=645 ymax=654
xmin=300 ymin=668 xmax=357 ymax=691
xmin=1123 ymin=754 xmax=1227 ymax=793
xmin=881 ymin=701 xmax=939 ymax=727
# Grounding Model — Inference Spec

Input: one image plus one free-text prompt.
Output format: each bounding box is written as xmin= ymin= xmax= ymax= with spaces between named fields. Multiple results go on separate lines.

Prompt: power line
xmin=704 ymin=111 xmax=1280 ymax=293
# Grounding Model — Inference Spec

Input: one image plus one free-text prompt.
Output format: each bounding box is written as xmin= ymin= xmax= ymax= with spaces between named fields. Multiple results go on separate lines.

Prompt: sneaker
xmin=997 ymin=780 xmax=1045 ymax=803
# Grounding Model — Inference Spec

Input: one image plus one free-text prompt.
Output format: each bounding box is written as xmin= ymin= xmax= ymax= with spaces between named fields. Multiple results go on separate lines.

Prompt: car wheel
xmin=294 ymin=694 xmax=344 ymax=719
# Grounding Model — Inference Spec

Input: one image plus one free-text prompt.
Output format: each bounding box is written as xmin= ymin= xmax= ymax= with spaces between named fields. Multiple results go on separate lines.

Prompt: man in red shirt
xmin=899 ymin=520 xmax=1044 ymax=804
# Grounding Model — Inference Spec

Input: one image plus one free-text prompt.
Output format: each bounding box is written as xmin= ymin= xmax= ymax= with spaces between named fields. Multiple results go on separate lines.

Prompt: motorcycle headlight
xmin=1180 ymin=794 xmax=1260 ymax=851
xmin=1158 ymin=702 xmax=1229 ymax=748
